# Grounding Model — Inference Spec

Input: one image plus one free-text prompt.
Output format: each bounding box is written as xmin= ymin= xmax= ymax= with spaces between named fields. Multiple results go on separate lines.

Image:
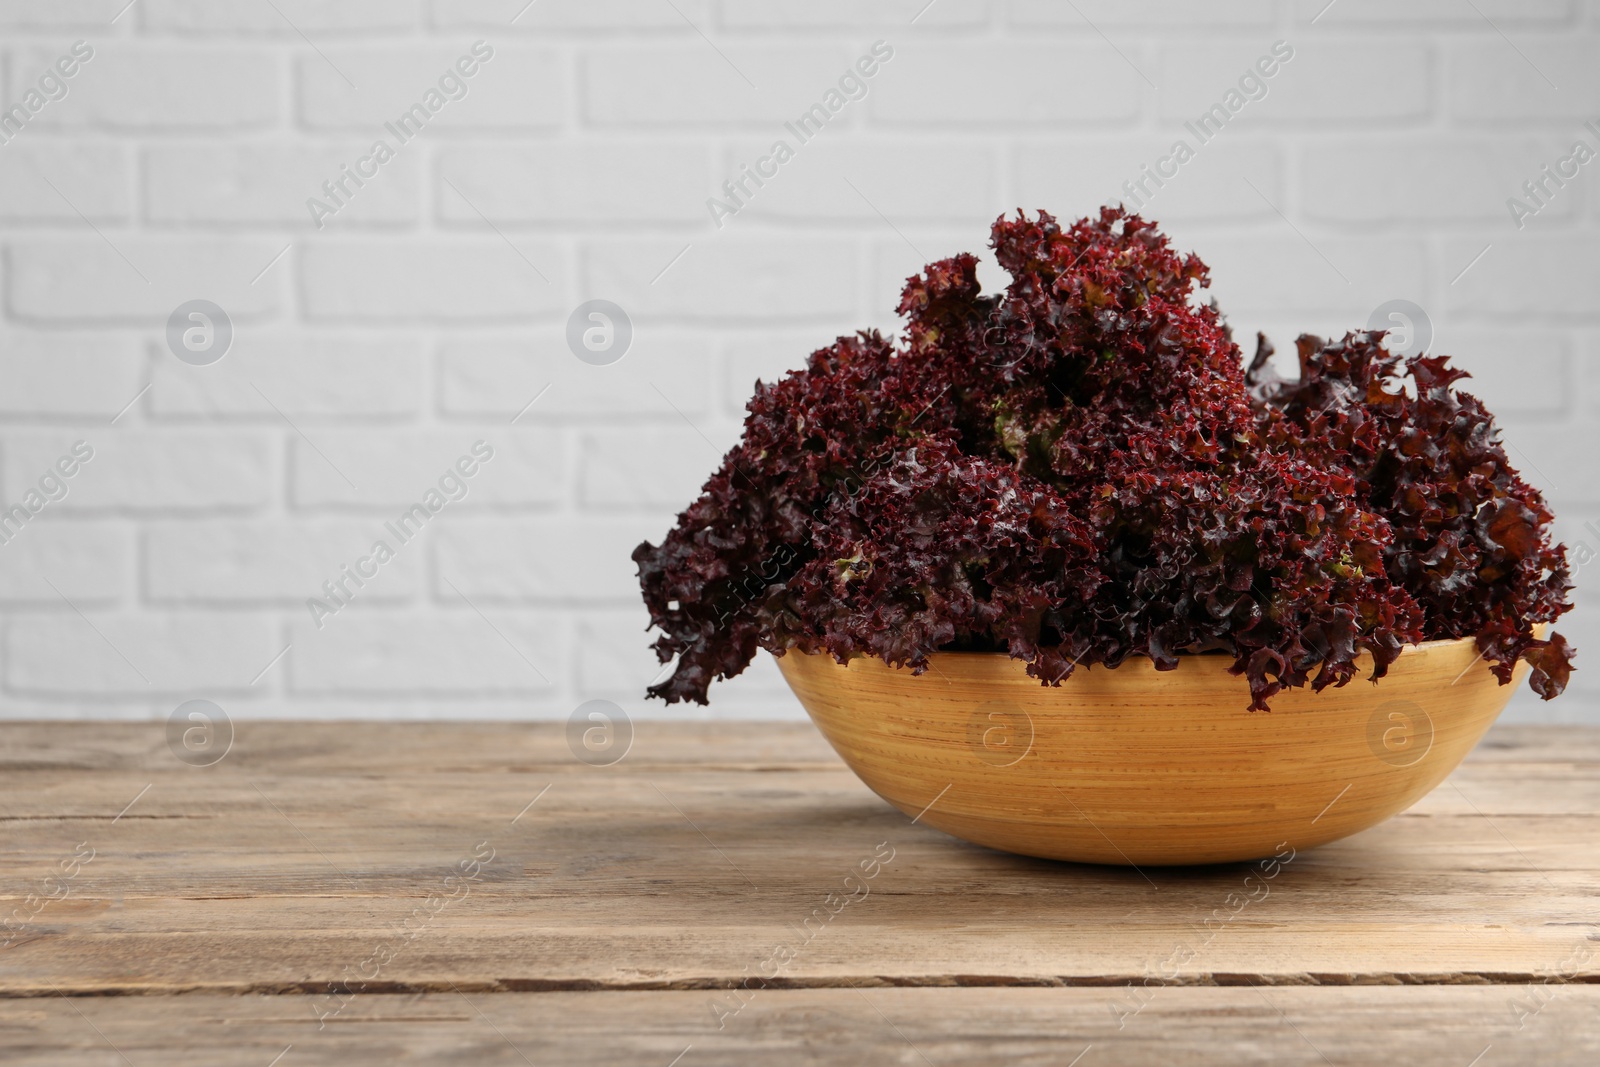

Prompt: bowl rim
xmin=779 ymin=632 xmax=1484 ymax=662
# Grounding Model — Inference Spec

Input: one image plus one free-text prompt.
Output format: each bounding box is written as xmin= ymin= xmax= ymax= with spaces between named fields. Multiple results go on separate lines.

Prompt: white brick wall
xmin=0 ymin=0 xmax=1596 ymax=725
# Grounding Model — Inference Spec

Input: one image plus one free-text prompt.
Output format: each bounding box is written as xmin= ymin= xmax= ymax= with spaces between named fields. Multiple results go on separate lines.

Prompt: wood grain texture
xmin=1 ymin=721 xmax=1596 ymax=1063
xmin=3 ymin=987 xmax=1598 ymax=1066
xmin=777 ymin=639 xmax=1529 ymax=864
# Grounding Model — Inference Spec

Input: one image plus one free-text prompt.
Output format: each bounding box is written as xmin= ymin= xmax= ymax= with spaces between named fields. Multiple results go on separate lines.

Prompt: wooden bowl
xmin=775 ymin=637 xmax=1530 ymax=866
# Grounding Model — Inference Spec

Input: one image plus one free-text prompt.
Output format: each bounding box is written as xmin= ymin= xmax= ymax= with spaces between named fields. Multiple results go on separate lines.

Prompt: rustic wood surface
xmin=1 ymin=721 xmax=1596 ymax=1065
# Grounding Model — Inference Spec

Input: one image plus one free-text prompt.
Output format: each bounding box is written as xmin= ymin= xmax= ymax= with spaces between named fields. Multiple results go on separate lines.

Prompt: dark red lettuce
xmin=1247 ymin=331 xmax=1574 ymax=698
xmin=634 ymin=207 xmax=1574 ymax=709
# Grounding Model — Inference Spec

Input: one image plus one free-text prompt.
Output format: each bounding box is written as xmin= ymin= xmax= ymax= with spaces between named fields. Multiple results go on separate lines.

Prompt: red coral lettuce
xmin=634 ymin=207 xmax=1574 ymax=709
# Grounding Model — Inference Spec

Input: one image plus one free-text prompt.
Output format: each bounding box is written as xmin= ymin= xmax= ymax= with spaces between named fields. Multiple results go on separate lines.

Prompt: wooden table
xmin=2 ymin=721 xmax=1596 ymax=1065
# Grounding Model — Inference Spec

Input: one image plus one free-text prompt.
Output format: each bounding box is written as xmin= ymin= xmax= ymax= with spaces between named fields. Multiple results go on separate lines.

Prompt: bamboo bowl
xmin=776 ymin=637 xmax=1529 ymax=866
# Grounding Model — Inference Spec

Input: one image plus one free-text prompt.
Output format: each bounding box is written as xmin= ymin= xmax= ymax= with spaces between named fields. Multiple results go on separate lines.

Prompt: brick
xmin=719 ymin=0 xmax=988 ymax=29
xmin=0 ymin=334 xmax=144 ymax=418
xmin=287 ymin=613 xmax=559 ymax=695
xmin=1300 ymin=137 xmax=1575 ymax=226
xmin=1158 ymin=41 xmax=1430 ymax=123
xmin=721 ymin=330 xmax=826 ymax=417
xmin=1556 ymin=513 xmax=1600 ymax=595
xmin=438 ymin=332 xmax=714 ymax=420
xmin=1587 ymin=334 xmax=1600 ymax=416
xmin=584 ymin=239 xmax=856 ymax=321
xmin=1502 ymin=622 xmax=1598 ymax=718
xmin=145 ymin=520 xmax=423 ymax=604
xmin=1244 ymin=315 xmax=1571 ymax=402
xmin=0 ymin=12 xmax=1592 ymax=727
xmin=431 ymin=0 xmax=711 ymax=30
xmin=7 ymin=239 xmax=283 ymax=324
xmin=1234 ymin=317 xmax=1315 ymax=369
xmin=1013 ymin=0 xmax=1272 ymax=28
xmin=0 ymin=143 xmax=130 ymax=223
xmin=228 ymin=695 xmax=570 ymax=719
xmin=144 ymin=142 xmax=421 ymax=228
xmin=574 ymin=610 xmax=797 ymax=712
xmin=573 ymin=610 xmax=675 ymax=702
xmin=0 ymin=521 xmax=126 ymax=604
xmin=1444 ymin=237 xmax=1600 ymax=320
xmin=1192 ymin=235 xmax=1427 ymax=317
xmin=5 ymin=612 xmax=276 ymax=695
xmin=579 ymin=425 xmax=736 ymax=509
xmin=141 ymin=0 xmax=415 ymax=32
xmin=0 ymin=0 xmax=127 ymax=27
xmin=1493 ymin=426 xmax=1600 ymax=507
xmin=290 ymin=429 xmax=563 ymax=511
xmin=148 ymin=333 xmax=423 ymax=421
xmin=434 ymin=517 xmax=669 ymax=603
xmin=299 ymin=242 xmax=566 ymax=322
xmin=871 ymin=44 xmax=1145 ymax=126
xmin=583 ymin=45 xmax=850 ymax=127
xmin=717 ymin=136 xmax=998 ymax=226
xmin=437 ymin=142 xmax=710 ymax=226
xmin=1294 ymin=0 xmax=1573 ymax=23
xmin=298 ymin=45 xmax=564 ymax=131
xmin=3 ymin=431 xmax=273 ymax=514
xmin=867 ymin=232 xmax=1005 ymax=325
xmin=1448 ymin=40 xmax=1600 ymax=121
xmin=1439 ymin=329 xmax=1571 ymax=418
xmin=1017 ymin=137 xmax=1284 ymax=224
xmin=689 ymin=651 xmax=800 ymax=714
xmin=8 ymin=46 xmax=279 ymax=131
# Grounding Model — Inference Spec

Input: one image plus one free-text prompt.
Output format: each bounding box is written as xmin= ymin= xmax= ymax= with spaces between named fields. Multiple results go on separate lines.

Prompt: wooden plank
xmin=1 ymin=987 xmax=1597 ymax=1066
xmin=0 ymin=720 xmax=844 ymax=773
xmin=1465 ymin=725 xmax=1600 ymax=764
xmin=2 ymin=723 xmax=1597 ymax=997
xmin=0 ymin=721 xmax=1587 ymax=774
